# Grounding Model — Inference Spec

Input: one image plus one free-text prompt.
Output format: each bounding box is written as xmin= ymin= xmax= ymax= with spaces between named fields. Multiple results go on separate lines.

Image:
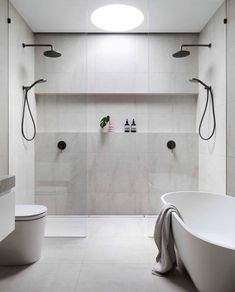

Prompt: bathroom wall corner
xmin=9 ymin=3 xmax=35 ymax=204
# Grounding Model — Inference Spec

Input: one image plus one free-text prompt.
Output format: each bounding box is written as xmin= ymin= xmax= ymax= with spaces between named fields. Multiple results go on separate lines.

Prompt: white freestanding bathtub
xmin=161 ymin=191 xmax=235 ymax=292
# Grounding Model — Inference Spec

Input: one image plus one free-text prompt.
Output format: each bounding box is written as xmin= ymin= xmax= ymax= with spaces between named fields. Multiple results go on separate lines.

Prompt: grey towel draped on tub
xmin=152 ymin=203 xmax=182 ymax=275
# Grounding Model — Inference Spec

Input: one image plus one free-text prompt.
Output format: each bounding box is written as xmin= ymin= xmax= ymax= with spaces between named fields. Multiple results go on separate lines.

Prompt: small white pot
xmin=100 ymin=126 xmax=108 ymax=133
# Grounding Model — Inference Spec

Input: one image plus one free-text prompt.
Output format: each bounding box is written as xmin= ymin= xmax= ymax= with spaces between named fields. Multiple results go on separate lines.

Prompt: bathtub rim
xmin=161 ymin=191 xmax=235 ymax=251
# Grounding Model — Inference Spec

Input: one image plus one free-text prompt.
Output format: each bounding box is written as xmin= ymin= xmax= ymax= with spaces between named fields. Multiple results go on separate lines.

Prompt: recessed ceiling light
xmin=91 ymin=4 xmax=144 ymax=32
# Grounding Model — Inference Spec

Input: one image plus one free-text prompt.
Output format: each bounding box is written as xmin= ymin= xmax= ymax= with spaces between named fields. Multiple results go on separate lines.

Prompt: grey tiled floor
xmin=0 ymin=217 xmax=197 ymax=292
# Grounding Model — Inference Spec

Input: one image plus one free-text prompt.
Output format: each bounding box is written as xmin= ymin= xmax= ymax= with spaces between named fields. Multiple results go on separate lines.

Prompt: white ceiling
xmin=10 ymin=0 xmax=224 ymax=33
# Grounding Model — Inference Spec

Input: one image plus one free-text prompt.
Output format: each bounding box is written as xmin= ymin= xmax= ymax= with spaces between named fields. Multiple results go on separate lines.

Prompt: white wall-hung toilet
xmin=0 ymin=204 xmax=47 ymax=266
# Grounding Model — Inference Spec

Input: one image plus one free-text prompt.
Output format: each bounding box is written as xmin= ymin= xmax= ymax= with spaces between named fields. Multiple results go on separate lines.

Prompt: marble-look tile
xmin=108 ymin=134 xmax=136 ymax=154
xmin=36 ymin=132 xmax=198 ymax=215
xmin=91 ymin=192 xmax=112 ymax=215
xmin=35 ymin=132 xmax=56 ymax=153
xmin=135 ymin=192 xmax=150 ymax=215
xmin=109 ymin=193 xmax=136 ymax=215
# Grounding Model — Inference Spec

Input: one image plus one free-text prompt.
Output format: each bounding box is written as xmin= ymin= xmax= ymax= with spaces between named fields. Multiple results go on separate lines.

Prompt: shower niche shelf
xmin=36 ymin=93 xmax=197 ymax=134
xmin=35 ymin=92 xmax=198 ymax=97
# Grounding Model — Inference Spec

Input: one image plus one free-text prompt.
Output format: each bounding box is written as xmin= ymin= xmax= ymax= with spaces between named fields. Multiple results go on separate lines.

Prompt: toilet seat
xmin=15 ymin=205 xmax=47 ymax=221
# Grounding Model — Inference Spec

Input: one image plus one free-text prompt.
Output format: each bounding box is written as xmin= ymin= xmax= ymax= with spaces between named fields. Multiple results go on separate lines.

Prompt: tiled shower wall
xmin=9 ymin=4 xmax=36 ymax=204
xmin=36 ymin=132 xmax=198 ymax=215
xmin=0 ymin=0 xmax=9 ymax=175
xmin=36 ymin=94 xmax=197 ymax=133
xmin=227 ymin=0 xmax=235 ymax=196
xmin=34 ymin=33 xmax=199 ymax=95
xmin=34 ymin=32 xmax=199 ymax=214
xmin=35 ymin=94 xmax=198 ymax=215
xmin=198 ymin=3 xmax=226 ymax=194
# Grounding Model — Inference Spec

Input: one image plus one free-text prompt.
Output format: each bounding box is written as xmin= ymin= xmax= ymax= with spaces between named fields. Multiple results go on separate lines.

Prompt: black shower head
xmin=22 ymin=43 xmax=62 ymax=58
xmin=23 ymin=78 xmax=47 ymax=91
xmin=44 ymin=49 xmax=61 ymax=58
xmin=189 ymin=78 xmax=210 ymax=90
xmin=172 ymin=43 xmax=212 ymax=58
xmin=172 ymin=50 xmax=190 ymax=58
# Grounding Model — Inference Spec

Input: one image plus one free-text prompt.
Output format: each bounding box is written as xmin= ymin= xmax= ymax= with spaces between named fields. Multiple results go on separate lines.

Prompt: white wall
xmin=198 ymin=3 xmax=226 ymax=193
xmin=227 ymin=0 xmax=235 ymax=195
xmin=0 ymin=0 xmax=9 ymax=175
xmin=9 ymin=4 xmax=35 ymax=203
xmin=34 ymin=33 xmax=199 ymax=94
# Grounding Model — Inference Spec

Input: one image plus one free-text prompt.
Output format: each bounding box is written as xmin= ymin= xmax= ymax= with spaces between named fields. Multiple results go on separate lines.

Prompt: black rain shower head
xmin=23 ymin=78 xmax=47 ymax=91
xmin=173 ymin=50 xmax=190 ymax=58
xmin=172 ymin=43 xmax=212 ymax=58
xmin=22 ymin=43 xmax=62 ymax=58
xmin=44 ymin=49 xmax=61 ymax=58
xmin=189 ymin=78 xmax=210 ymax=90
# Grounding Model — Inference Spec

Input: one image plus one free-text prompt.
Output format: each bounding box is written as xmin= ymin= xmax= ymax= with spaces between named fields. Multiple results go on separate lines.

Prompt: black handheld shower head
xmin=189 ymin=77 xmax=216 ymax=140
xmin=189 ymin=78 xmax=210 ymax=89
xmin=23 ymin=78 xmax=47 ymax=91
xmin=21 ymin=78 xmax=47 ymax=142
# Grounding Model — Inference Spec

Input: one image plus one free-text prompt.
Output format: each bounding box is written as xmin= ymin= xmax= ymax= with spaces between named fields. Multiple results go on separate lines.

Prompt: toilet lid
xmin=15 ymin=205 xmax=47 ymax=221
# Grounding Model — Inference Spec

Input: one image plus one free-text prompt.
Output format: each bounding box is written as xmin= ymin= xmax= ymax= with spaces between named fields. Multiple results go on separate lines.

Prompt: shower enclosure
xmin=33 ymin=32 xmax=200 ymax=237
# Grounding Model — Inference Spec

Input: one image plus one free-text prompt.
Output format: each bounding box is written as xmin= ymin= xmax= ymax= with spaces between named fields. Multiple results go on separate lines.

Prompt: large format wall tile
xmin=0 ymin=0 xmax=9 ymax=175
xmin=227 ymin=0 xmax=235 ymax=196
xmin=37 ymin=94 xmax=197 ymax=133
xmin=9 ymin=4 xmax=35 ymax=203
xmin=198 ymin=3 xmax=226 ymax=194
xmin=36 ymin=133 xmax=198 ymax=215
xmin=35 ymin=33 xmax=198 ymax=94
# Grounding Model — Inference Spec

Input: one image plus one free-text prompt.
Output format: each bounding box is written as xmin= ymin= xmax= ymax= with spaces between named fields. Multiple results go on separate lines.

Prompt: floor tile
xmin=75 ymin=263 xmax=197 ymax=292
xmin=40 ymin=238 xmax=86 ymax=263
xmin=0 ymin=263 xmax=82 ymax=292
xmin=83 ymin=236 xmax=157 ymax=264
xmin=0 ymin=217 xmax=197 ymax=292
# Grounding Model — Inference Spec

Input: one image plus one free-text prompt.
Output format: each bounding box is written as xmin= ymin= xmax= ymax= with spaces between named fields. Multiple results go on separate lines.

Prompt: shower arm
xmin=22 ymin=43 xmax=54 ymax=51
xmin=181 ymin=43 xmax=212 ymax=50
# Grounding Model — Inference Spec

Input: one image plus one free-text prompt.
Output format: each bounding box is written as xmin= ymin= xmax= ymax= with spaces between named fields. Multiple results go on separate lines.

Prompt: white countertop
xmin=0 ymin=176 xmax=15 ymax=196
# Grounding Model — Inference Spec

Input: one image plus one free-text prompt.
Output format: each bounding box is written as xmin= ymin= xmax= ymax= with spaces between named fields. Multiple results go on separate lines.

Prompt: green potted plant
xmin=100 ymin=115 xmax=110 ymax=132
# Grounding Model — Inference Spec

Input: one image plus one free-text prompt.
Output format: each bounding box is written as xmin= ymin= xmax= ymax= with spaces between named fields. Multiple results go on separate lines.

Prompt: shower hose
xmin=199 ymin=87 xmax=216 ymax=141
xmin=20 ymin=85 xmax=215 ymax=142
xmin=21 ymin=89 xmax=36 ymax=141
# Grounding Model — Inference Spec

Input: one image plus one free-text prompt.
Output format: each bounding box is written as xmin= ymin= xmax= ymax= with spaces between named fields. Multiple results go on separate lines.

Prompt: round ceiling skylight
xmin=91 ymin=4 xmax=144 ymax=32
